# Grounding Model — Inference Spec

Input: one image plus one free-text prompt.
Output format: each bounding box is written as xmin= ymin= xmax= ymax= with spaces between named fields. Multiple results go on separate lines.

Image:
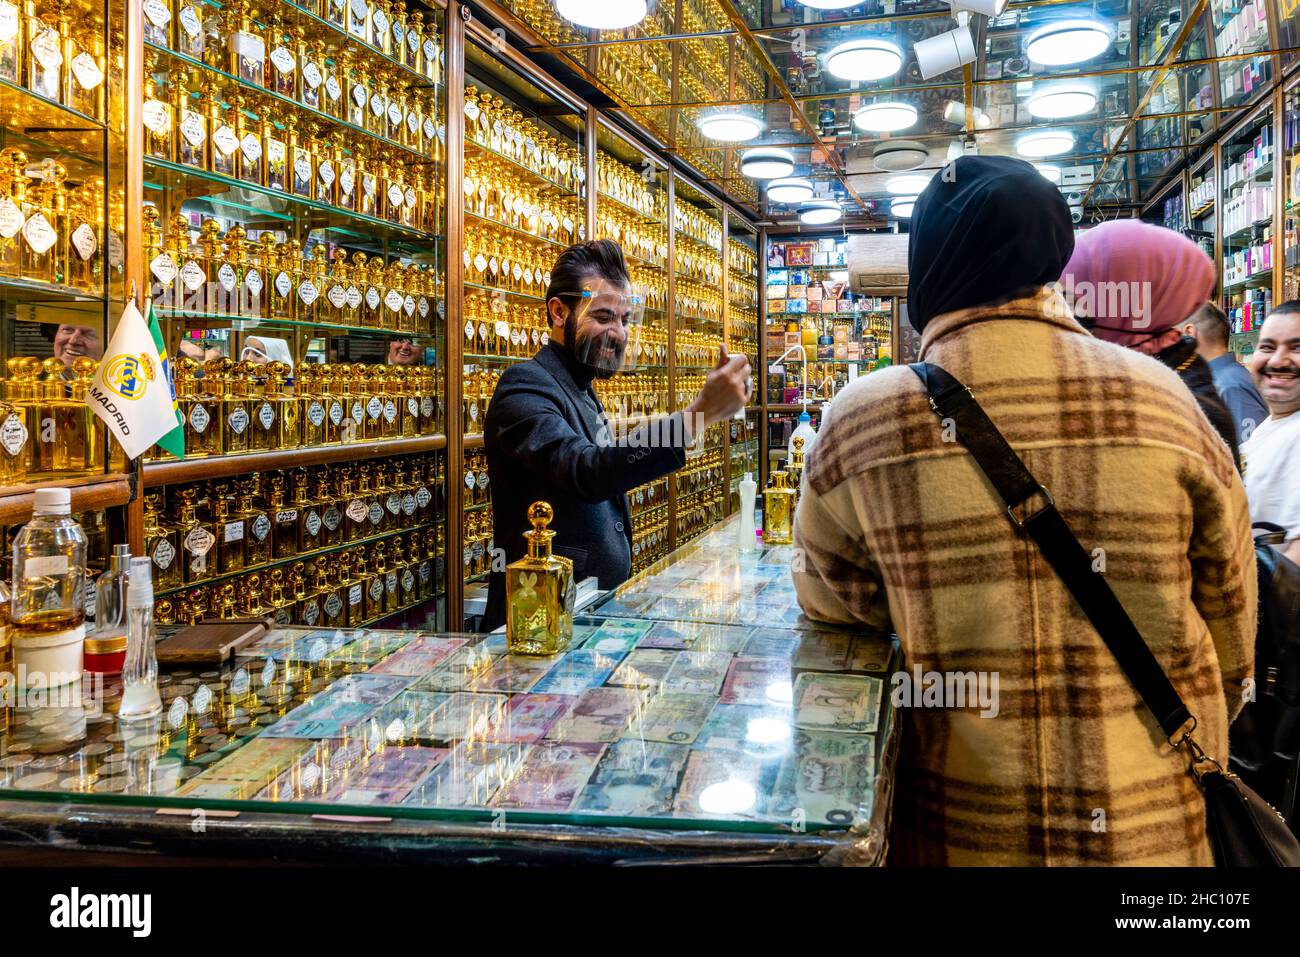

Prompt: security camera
xmin=1071 ymin=208 xmax=1083 ymax=224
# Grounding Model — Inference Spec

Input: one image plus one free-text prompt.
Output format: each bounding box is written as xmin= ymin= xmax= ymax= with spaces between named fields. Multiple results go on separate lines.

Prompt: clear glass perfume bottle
xmin=0 ymin=0 xmax=23 ymax=83
xmin=506 ymin=502 xmax=575 ymax=656
xmin=26 ymin=0 xmax=65 ymax=103
xmin=118 ymin=557 xmax=162 ymax=720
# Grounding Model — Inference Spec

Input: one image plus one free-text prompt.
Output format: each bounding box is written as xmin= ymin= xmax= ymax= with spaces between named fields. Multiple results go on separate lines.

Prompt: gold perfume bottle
xmin=173 ymin=355 xmax=212 ymax=455
xmin=788 ymin=435 xmax=805 ymax=504
xmin=236 ymin=476 xmax=271 ymax=566
xmin=0 ymin=149 xmax=27 ymax=278
xmin=175 ymin=485 xmax=217 ymax=584
xmin=228 ymin=0 xmax=265 ymax=86
xmin=40 ymin=355 xmax=98 ymax=474
xmin=263 ymin=107 xmax=287 ymax=192
xmin=65 ymin=14 xmax=105 ymax=121
xmin=298 ymin=364 xmax=325 ymax=446
xmin=506 ymin=502 xmax=575 ymax=656
xmin=0 ymin=0 xmax=22 ymax=84
xmin=143 ymin=493 xmax=182 ymax=590
xmin=26 ymin=0 xmax=65 ymax=102
xmin=21 ymin=171 xmax=61 ymax=285
xmin=247 ymin=362 xmax=276 ymax=451
xmin=65 ymin=176 xmax=102 ymax=293
xmin=318 ymin=559 xmax=344 ymax=627
xmin=174 ymin=0 xmax=205 ymax=58
xmin=142 ymin=59 xmax=172 ymax=160
xmin=206 ymin=357 xmax=247 ymax=453
xmin=208 ymin=82 xmax=240 ymax=178
xmin=267 ymin=473 xmax=298 ymax=559
xmin=762 ymin=470 xmax=795 ymax=545
xmin=174 ymin=70 xmax=207 ymax=170
xmin=209 ymin=483 xmax=245 ymax=575
xmin=0 ymin=392 xmax=29 ymax=486
xmin=293 ymin=467 xmax=323 ymax=553
xmin=287 ymin=114 xmax=312 ymax=199
xmin=340 ymin=465 xmax=367 ymax=542
xmin=264 ymin=12 xmax=296 ymax=98
xmin=317 ymin=468 xmax=343 ymax=547
xmin=264 ymin=359 xmax=299 ymax=449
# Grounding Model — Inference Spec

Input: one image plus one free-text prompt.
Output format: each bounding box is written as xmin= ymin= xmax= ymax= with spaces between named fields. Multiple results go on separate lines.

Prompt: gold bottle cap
xmin=524 ymin=501 xmax=556 ymax=558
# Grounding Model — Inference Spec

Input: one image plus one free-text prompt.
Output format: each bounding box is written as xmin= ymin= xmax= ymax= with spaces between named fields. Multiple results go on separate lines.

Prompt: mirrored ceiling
xmin=486 ymin=0 xmax=1295 ymax=227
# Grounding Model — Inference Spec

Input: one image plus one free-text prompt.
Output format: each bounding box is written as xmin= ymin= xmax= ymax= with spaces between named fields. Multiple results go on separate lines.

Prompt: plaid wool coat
xmin=793 ymin=290 xmax=1256 ymax=866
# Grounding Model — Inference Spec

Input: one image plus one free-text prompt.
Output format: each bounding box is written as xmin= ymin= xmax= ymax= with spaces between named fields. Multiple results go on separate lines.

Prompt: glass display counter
xmin=0 ymin=515 xmax=898 ymax=866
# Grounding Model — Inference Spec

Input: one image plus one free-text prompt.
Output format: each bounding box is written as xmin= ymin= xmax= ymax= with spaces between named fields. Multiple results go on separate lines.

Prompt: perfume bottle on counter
xmin=506 ymin=501 xmax=575 ymax=656
xmin=10 ymin=487 xmax=87 ymax=689
xmin=762 ymin=470 xmax=795 ymax=545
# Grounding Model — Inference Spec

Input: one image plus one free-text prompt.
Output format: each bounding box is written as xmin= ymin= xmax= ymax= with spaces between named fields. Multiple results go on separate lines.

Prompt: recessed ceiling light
xmin=853 ymin=101 xmax=917 ymax=133
xmin=554 ymin=0 xmax=647 ymax=30
xmin=824 ymin=38 xmax=904 ymax=82
xmin=1035 ymin=164 xmax=1062 ymax=184
xmin=740 ymin=147 xmax=795 ymax=179
xmin=1016 ymin=129 xmax=1075 ymax=158
xmin=872 ymin=139 xmax=928 ymax=172
xmin=767 ymin=177 xmax=815 ymax=204
xmin=1026 ymin=86 xmax=1097 ymax=119
xmin=891 ymin=196 xmax=917 ymax=218
xmin=1026 ymin=18 xmax=1113 ymax=66
xmin=799 ymin=200 xmax=842 ymax=225
xmin=887 ymin=174 xmax=932 ymax=195
xmin=697 ymin=111 xmax=764 ymax=142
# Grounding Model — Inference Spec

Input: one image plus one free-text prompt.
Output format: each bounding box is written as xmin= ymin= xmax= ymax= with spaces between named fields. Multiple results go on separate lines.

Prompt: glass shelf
xmin=597 ymin=188 xmax=663 ymax=224
xmin=464 ymin=352 xmax=531 ymax=364
xmin=275 ymin=0 xmax=441 ymax=91
xmin=1223 ymin=269 xmax=1272 ymax=291
xmin=0 ymin=274 xmax=106 ymax=304
xmin=462 ymin=281 xmax=546 ymax=303
xmin=156 ymin=519 xmax=439 ymax=600
xmin=464 ymin=138 xmax=579 ymax=199
xmin=0 ymin=74 xmax=108 ymax=134
xmin=144 ymin=156 xmax=442 ymax=252
xmin=146 ymin=41 xmax=433 ymax=166
xmin=156 ymin=308 xmax=440 ymax=339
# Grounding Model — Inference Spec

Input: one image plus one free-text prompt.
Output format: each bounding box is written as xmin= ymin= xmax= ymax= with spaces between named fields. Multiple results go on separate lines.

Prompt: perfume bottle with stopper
xmin=294 ymin=467 xmax=323 ymax=553
xmin=175 ymin=485 xmax=216 ymax=584
xmin=174 ymin=0 xmax=205 ymax=58
xmin=203 ymin=357 xmax=243 ymax=453
xmin=22 ymin=170 xmax=63 ymax=285
xmin=65 ymin=176 xmax=102 ymax=292
xmin=142 ymin=493 xmax=180 ymax=590
xmin=65 ymin=15 xmax=105 ymax=122
xmin=10 ymin=487 xmax=86 ymax=688
xmin=0 ymin=0 xmax=22 ymax=83
xmin=26 ymin=0 xmax=66 ymax=102
xmin=118 ymin=558 xmax=162 ymax=721
xmin=0 ymin=385 xmax=29 ymax=486
xmin=317 ymin=469 xmax=343 ymax=547
xmin=362 ymin=545 xmax=384 ymax=620
xmin=268 ymin=472 xmax=299 ymax=560
xmin=264 ymin=360 xmax=299 ymax=449
xmin=506 ymin=502 xmax=575 ymax=656
xmin=337 ymin=550 xmax=361 ymax=626
xmin=787 ymin=435 xmax=805 ymax=505
xmin=237 ymin=476 xmax=271 ymax=566
xmin=174 ymin=70 xmax=207 ymax=170
xmin=85 ymin=544 xmax=129 ymax=676
xmin=228 ymin=0 xmax=265 ymax=86
xmin=316 ymin=559 xmax=343 ymax=627
xmin=762 ymin=470 xmax=795 ymax=545
xmin=173 ymin=356 xmax=213 ymax=455
xmin=142 ymin=57 xmax=172 ymax=160
xmin=263 ymin=107 xmax=287 ymax=192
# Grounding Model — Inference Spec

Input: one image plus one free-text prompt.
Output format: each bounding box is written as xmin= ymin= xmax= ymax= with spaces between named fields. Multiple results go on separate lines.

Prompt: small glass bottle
xmin=268 ymin=473 xmax=298 ymax=559
xmin=317 ymin=468 xmax=343 ymax=547
xmin=264 ymin=359 xmax=299 ymax=449
xmin=118 ymin=557 xmax=162 ymax=721
xmin=506 ymin=501 xmax=574 ymax=656
xmin=762 ymin=470 xmax=795 ymax=545
xmin=175 ymin=485 xmax=216 ymax=584
xmin=10 ymin=487 xmax=87 ymax=687
xmin=210 ymin=357 xmax=250 ymax=453
xmin=0 ymin=0 xmax=23 ymax=84
xmin=142 ymin=493 xmax=180 ymax=591
xmin=237 ymin=477 xmax=271 ymax=566
xmin=209 ymin=483 xmax=245 ymax=575
xmin=85 ymin=543 xmax=129 ymax=676
xmin=26 ymin=0 xmax=65 ymax=102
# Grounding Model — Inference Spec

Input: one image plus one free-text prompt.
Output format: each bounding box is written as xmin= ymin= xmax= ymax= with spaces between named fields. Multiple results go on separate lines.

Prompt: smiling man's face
xmin=52 ymin=324 xmax=103 ymax=366
xmin=1250 ymin=310 xmax=1300 ymax=417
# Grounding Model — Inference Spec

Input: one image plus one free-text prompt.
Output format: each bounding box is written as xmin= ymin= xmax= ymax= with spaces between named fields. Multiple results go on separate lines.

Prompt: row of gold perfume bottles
xmin=157 ymin=359 xmax=446 ymax=461
xmin=144 ymin=65 xmax=444 ymax=230
xmin=625 ymin=264 xmax=666 ymax=312
xmin=0 ymin=152 xmax=105 ymax=292
xmin=0 ymin=0 xmax=107 ymax=121
xmin=594 ymin=37 xmax=671 ymax=121
xmin=596 ymin=206 xmax=667 ymax=270
xmin=676 ymin=277 xmax=723 ymax=325
xmin=157 ymin=529 xmax=443 ymax=628
xmin=464 ymin=85 xmax=585 ymax=195
xmin=673 ymin=199 xmax=722 ymax=253
xmin=144 ymin=0 xmax=444 ymax=83
xmin=463 ymin=506 xmax=492 ymax=580
xmin=627 ymin=475 xmax=669 ymax=573
xmin=461 ymin=368 xmax=499 ymax=433
xmin=143 ymin=455 xmax=445 ymax=589
xmin=0 ymin=356 xmax=117 ymax=484
xmin=145 ymin=211 xmax=442 ymax=332
xmin=592 ymin=376 xmax=668 ymax=421
xmin=462 ymin=293 xmax=546 ymax=358
xmin=463 ymin=223 xmax=558 ymax=300
xmin=463 ymin=155 xmax=583 ymax=249
xmin=728 ymin=238 xmax=757 ymax=279
xmin=595 ymin=153 xmax=668 ymax=222
xmin=462 ymin=448 xmax=490 ymax=508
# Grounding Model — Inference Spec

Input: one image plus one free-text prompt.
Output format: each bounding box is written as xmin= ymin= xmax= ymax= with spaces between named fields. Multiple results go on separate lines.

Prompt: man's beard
xmin=564 ymin=311 xmax=624 ymax=379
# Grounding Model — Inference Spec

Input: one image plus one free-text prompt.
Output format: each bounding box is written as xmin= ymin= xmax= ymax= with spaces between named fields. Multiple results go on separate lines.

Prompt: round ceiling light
xmin=1026 ymin=86 xmax=1097 ymax=119
xmin=697 ymin=111 xmax=764 ymax=142
xmin=1026 ymin=18 xmax=1113 ymax=66
xmin=1035 ymin=164 xmax=1062 ymax=184
xmin=740 ymin=147 xmax=795 ymax=179
xmin=872 ymin=139 xmax=927 ymax=172
xmin=891 ymin=196 xmax=917 ymax=218
xmin=887 ymin=174 xmax=932 ymax=195
xmin=853 ymin=101 xmax=917 ymax=133
xmin=1016 ymin=129 xmax=1075 ymax=158
xmin=555 ymin=0 xmax=648 ymax=30
xmin=799 ymin=200 xmax=842 ymax=225
xmin=767 ymin=177 xmax=815 ymax=204
xmin=825 ymin=38 xmax=904 ymax=82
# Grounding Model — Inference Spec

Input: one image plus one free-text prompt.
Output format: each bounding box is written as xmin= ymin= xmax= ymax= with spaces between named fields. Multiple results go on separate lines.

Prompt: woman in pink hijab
xmin=1063 ymin=219 xmax=1239 ymax=466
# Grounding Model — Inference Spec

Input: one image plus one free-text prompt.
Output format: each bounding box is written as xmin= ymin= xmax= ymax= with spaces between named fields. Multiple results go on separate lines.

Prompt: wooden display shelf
xmin=143 ymin=434 xmax=447 ymax=488
xmin=0 ymin=474 xmax=134 ymax=525
xmin=464 ymin=433 xmax=485 ymax=449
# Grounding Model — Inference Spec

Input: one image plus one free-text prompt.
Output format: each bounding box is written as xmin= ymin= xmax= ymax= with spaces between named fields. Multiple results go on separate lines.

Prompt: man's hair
xmin=1186 ymin=301 xmax=1230 ymax=348
xmin=546 ymin=239 xmax=630 ymax=303
xmin=1271 ymin=299 xmax=1300 ymax=319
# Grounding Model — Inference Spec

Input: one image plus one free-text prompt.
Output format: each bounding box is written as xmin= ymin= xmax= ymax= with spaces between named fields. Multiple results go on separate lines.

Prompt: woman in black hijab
xmin=907 ymin=155 xmax=1075 ymax=333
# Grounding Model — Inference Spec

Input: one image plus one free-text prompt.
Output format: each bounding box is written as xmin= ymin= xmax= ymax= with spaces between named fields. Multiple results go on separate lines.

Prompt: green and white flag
xmin=86 ymin=300 xmax=185 ymax=461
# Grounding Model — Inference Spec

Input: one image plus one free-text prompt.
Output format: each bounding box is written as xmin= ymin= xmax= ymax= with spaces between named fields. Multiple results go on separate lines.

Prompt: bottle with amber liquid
xmin=142 ymin=493 xmax=180 ymax=590
xmin=207 ymin=357 xmax=249 ymax=453
xmin=263 ymin=107 xmax=287 ymax=192
xmin=10 ymin=487 xmax=87 ymax=688
xmin=142 ymin=57 xmax=173 ymax=161
xmin=45 ymin=356 xmax=100 ymax=474
xmin=264 ymin=12 xmax=296 ymax=98
xmin=762 ymin=470 xmax=795 ymax=545
xmin=227 ymin=0 xmax=265 ymax=86
xmin=64 ymin=176 xmax=101 ymax=293
xmin=208 ymin=82 xmax=240 ymax=178
xmin=65 ymin=13 xmax=105 ymax=122
xmin=320 ymin=364 xmax=347 ymax=444
xmin=361 ymin=545 xmax=383 ymax=620
xmin=506 ymin=502 xmax=575 ymax=656
xmin=21 ymin=173 xmax=62 ymax=285
xmin=247 ymin=362 xmax=276 ymax=452
xmin=174 ymin=0 xmax=205 ymax=58
xmin=174 ymin=70 xmax=207 ymax=170
xmin=0 ymin=390 xmax=30 ymax=487
xmin=268 ymin=236 xmax=295 ymax=319
xmin=341 ymin=465 xmax=367 ymax=542
xmin=296 ymin=243 xmax=325 ymax=322
xmin=174 ymin=356 xmax=214 ymax=456
xmin=287 ymin=115 xmax=312 ymax=199
xmin=0 ymin=150 xmax=28 ymax=279
xmin=0 ymin=0 xmax=23 ymax=84
xmin=264 ymin=360 xmax=299 ymax=449
xmin=266 ymin=473 xmax=298 ymax=560
xmin=316 ymin=469 xmax=343 ymax=547
xmin=207 ymin=483 xmax=244 ymax=575
xmin=236 ymin=477 xmax=271 ymax=566
xmin=318 ymin=558 xmax=344 ymax=627
xmin=26 ymin=0 xmax=65 ymax=103
xmin=175 ymin=486 xmax=216 ymax=585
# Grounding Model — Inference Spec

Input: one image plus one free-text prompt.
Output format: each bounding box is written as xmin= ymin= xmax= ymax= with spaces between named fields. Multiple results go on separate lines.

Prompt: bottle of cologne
xmin=26 ymin=0 xmax=65 ymax=102
xmin=264 ymin=359 xmax=299 ymax=449
xmin=316 ymin=559 xmax=342 ymax=627
xmin=227 ymin=0 xmax=264 ymax=85
xmin=317 ymin=468 xmax=343 ymax=547
xmin=788 ymin=435 xmax=805 ymax=505
xmin=204 ymin=357 xmax=244 ymax=453
xmin=342 ymin=464 xmax=367 ymax=542
xmin=175 ymin=485 xmax=215 ymax=584
xmin=762 ymin=470 xmax=795 ymax=545
xmin=236 ymin=476 xmax=271 ymax=566
xmin=10 ymin=487 xmax=87 ymax=687
xmin=291 ymin=467 xmax=321 ymax=553
xmin=118 ymin=557 xmax=162 ymax=720
xmin=65 ymin=176 xmax=102 ymax=292
xmin=209 ymin=482 xmax=244 ymax=575
xmin=267 ymin=568 xmax=293 ymax=626
xmin=506 ymin=502 xmax=575 ymax=656
xmin=142 ymin=56 xmax=172 ymax=160
xmin=0 ymin=388 xmax=29 ymax=486
xmin=21 ymin=174 xmax=61 ymax=285
xmin=362 ymin=544 xmax=383 ymax=620
xmin=65 ymin=13 xmax=105 ymax=121
xmin=287 ymin=114 xmax=312 ymax=199
xmin=208 ymin=82 xmax=239 ymax=178
xmin=267 ymin=473 xmax=298 ymax=560
xmin=174 ymin=70 xmax=207 ymax=170
xmin=247 ymin=363 xmax=276 ymax=452
xmin=142 ymin=493 xmax=180 ymax=590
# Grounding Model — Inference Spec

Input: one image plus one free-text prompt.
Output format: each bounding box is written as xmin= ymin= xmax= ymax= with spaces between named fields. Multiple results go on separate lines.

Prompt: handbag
xmin=910 ymin=361 xmax=1300 ymax=867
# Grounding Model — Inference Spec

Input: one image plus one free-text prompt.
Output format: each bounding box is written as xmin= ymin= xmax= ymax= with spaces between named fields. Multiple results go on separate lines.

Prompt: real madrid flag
xmin=87 ymin=300 xmax=185 ymax=461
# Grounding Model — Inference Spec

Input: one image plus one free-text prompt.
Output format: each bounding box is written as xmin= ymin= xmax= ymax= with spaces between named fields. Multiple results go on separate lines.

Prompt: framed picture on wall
xmin=785 ymin=243 xmax=814 ymax=267
xmin=767 ymin=244 xmax=786 ymax=268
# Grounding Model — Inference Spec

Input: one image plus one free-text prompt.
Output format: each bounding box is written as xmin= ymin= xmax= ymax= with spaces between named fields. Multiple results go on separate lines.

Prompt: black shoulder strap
xmin=910 ymin=362 xmax=1193 ymax=741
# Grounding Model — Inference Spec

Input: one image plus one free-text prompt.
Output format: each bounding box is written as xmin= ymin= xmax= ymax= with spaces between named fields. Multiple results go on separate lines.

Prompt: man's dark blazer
xmin=482 ymin=341 xmax=688 ymax=631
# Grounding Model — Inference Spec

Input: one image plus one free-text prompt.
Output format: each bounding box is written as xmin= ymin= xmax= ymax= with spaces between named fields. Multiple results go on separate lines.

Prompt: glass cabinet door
xmin=726 ymin=212 xmax=759 ymax=516
xmin=1220 ymin=103 xmax=1275 ymax=361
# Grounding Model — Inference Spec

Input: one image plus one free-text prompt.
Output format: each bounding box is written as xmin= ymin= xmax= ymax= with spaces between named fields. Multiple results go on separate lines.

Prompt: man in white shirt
xmin=1243 ymin=302 xmax=1300 ymax=564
